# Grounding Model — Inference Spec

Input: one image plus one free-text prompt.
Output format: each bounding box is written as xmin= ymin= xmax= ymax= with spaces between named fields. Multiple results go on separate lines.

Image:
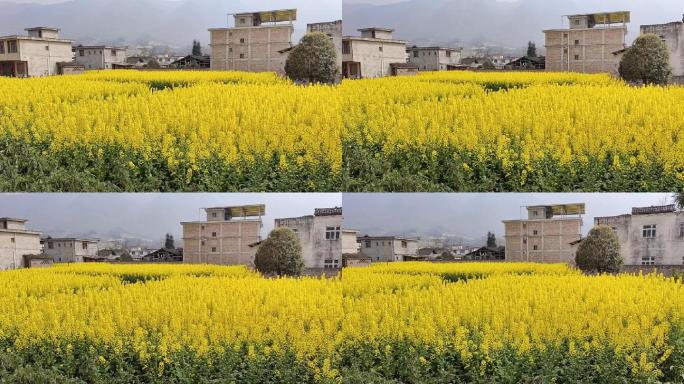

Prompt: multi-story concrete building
xmin=342 ymin=28 xmax=408 ymax=78
xmin=0 ymin=218 xmax=42 ymax=270
xmin=357 ymin=235 xmax=419 ymax=262
xmin=407 ymin=46 xmax=462 ymax=71
xmin=209 ymin=9 xmax=295 ymax=74
xmin=275 ymin=207 xmax=342 ymax=269
xmin=641 ymin=16 xmax=684 ymax=83
xmin=308 ymin=20 xmax=343 ymax=76
xmin=43 ymin=237 xmax=99 ymax=263
xmin=73 ymin=45 xmax=127 ymax=70
xmin=544 ymin=12 xmax=629 ymax=74
xmin=182 ymin=205 xmax=263 ymax=266
xmin=503 ymin=204 xmax=584 ymax=264
xmin=595 ymin=205 xmax=684 ymax=266
xmin=0 ymin=27 xmax=74 ymax=77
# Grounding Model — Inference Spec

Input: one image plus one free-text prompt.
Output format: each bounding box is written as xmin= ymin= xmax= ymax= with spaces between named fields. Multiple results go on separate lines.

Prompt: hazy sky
xmin=0 ymin=194 xmax=341 ymax=245
xmin=343 ymin=194 xmax=675 ymax=242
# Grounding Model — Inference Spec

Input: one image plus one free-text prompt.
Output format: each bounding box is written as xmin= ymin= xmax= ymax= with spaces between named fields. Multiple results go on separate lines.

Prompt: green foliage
xmin=619 ymin=34 xmax=672 ymax=85
xmin=285 ymin=32 xmax=339 ymax=84
xmin=254 ymin=228 xmax=304 ymax=277
xmin=165 ymin=234 xmax=175 ymax=250
xmin=575 ymin=225 xmax=623 ymax=274
xmin=482 ymin=60 xmax=496 ymax=70
xmin=675 ymin=193 xmax=684 ymax=211
xmin=486 ymin=232 xmax=497 ymax=248
xmin=191 ymin=40 xmax=202 ymax=57
xmin=527 ymin=41 xmax=537 ymax=58
xmin=146 ymin=59 xmax=161 ymax=69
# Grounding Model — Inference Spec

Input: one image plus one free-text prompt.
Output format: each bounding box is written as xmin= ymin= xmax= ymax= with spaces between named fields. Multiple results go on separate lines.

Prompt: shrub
xmin=254 ymin=228 xmax=304 ymax=277
xmin=575 ymin=225 xmax=623 ymax=274
xmin=285 ymin=32 xmax=339 ymax=84
xmin=619 ymin=34 xmax=672 ymax=85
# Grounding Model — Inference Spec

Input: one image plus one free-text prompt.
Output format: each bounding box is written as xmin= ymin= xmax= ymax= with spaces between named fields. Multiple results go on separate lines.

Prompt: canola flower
xmin=342 ymin=71 xmax=684 ymax=191
xmin=0 ymin=71 xmax=342 ymax=192
xmin=0 ymin=263 xmax=683 ymax=382
xmin=2 ymin=70 xmax=683 ymax=191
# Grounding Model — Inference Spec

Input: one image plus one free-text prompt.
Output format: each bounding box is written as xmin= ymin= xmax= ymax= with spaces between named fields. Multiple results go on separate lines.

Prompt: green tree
xmin=165 ymin=234 xmax=175 ymax=250
xmin=575 ymin=225 xmax=622 ymax=274
xmin=285 ymin=32 xmax=339 ymax=84
xmin=619 ymin=34 xmax=672 ymax=85
xmin=147 ymin=58 xmax=161 ymax=69
xmin=486 ymin=232 xmax=497 ymax=248
xmin=527 ymin=41 xmax=537 ymax=58
xmin=675 ymin=192 xmax=684 ymax=211
xmin=192 ymin=40 xmax=202 ymax=56
xmin=482 ymin=60 xmax=496 ymax=70
xmin=255 ymin=228 xmax=304 ymax=277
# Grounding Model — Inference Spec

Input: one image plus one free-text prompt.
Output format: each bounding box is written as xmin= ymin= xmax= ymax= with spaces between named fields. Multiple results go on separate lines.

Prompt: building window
xmin=533 ymin=245 xmax=539 ymax=251
xmin=229 ymin=47 xmax=233 ymax=53
xmin=574 ymin=19 xmax=580 ymax=26
xmin=79 ymin=50 xmax=84 ymax=56
xmin=679 ymin=224 xmax=684 ymax=238
xmin=378 ymin=46 xmax=383 ymax=52
xmin=239 ymin=18 xmax=245 ymax=24
xmin=48 ymin=242 xmax=53 ymax=249
xmin=643 ymin=225 xmax=657 ymax=239
xmin=574 ymin=40 xmax=580 ymax=45
xmin=7 ymin=40 xmax=17 ymax=54
xmin=401 ymin=241 xmax=407 ymax=248
xmin=111 ymin=49 xmax=117 ymax=56
xmin=0 ymin=42 xmax=4 ymax=54
xmin=201 ymin=225 xmax=205 ymax=230
xmin=324 ymin=259 xmax=339 ymax=269
xmin=642 ymin=256 xmax=656 ymax=266
xmin=45 ymin=45 xmax=49 ymax=51
xmin=446 ymin=51 xmax=451 ymax=57
xmin=325 ymin=226 xmax=340 ymax=240
xmin=413 ymin=51 xmax=418 ymax=58
xmin=212 ymin=212 xmax=217 ymax=218
xmin=211 ymin=247 xmax=217 ymax=253
xmin=212 ymin=232 xmax=217 ymax=238
xmin=82 ymin=243 xmax=88 ymax=250
xmin=365 ymin=240 xmax=371 ymax=248
xmin=201 ymin=240 xmax=205 ymax=246
xmin=10 ymin=238 xmax=15 ymax=243
xmin=342 ymin=41 xmax=350 ymax=55
xmin=240 ymin=53 xmax=245 ymax=59
xmin=240 ymin=38 xmax=245 ymax=44
xmin=523 ymin=238 xmax=527 ymax=244
xmin=563 ymin=33 xmax=568 ymax=38
xmin=574 ymin=55 xmax=580 ymax=60
xmin=533 ymin=230 xmax=539 ymax=235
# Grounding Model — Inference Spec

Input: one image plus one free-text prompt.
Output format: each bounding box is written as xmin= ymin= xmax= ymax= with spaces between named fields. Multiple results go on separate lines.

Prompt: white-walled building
xmin=0 ymin=27 xmax=74 ymax=77
xmin=43 ymin=237 xmax=99 ymax=263
xmin=342 ymin=28 xmax=408 ymax=78
xmin=73 ymin=45 xmax=127 ymax=70
xmin=275 ymin=207 xmax=342 ymax=269
xmin=407 ymin=46 xmax=462 ymax=71
xmin=595 ymin=205 xmax=684 ymax=266
xmin=0 ymin=218 xmax=42 ymax=270
xmin=357 ymin=235 xmax=419 ymax=262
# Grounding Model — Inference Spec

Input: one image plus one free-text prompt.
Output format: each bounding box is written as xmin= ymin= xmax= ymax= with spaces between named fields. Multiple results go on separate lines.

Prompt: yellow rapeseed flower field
xmin=1 ymin=70 xmax=684 ymax=191
xmin=1 ymin=263 xmax=683 ymax=383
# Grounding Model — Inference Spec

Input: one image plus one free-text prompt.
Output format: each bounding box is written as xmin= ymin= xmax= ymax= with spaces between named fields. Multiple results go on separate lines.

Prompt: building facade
xmin=182 ymin=205 xmax=263 ymax=266
xmin=275 ymin=207 xmax=342 ymax=269
xmin=503 ymin=204 xmax=584 ymax=264
xmin=358 ymin=235 xmax=419 ymax=262
xmin=544 ymin=12 xmax=629 ymax=74
xmin=0 ymin=27 xmax=74 ymax=77
xmin=342 ymin=28 xmax=408 ymax=78
xmin=407 ymin=46 xmax=462 ymax=71
xmin=307 ymin=20 xmax=343 ymax=76
xmin=641 ymin=16 xmax=684 ymax=82
xmin=209 ymin=9 xmax=295 ymax=74
xmin=0 ymin=218 xmax=42 ymax=270
xmin=595 ymin=205 xmax=684 ymax=266
xmin=73 ymin=45 xmax=127 ymax=70
xmin=43 ymin=237 xmax=99 ymax=263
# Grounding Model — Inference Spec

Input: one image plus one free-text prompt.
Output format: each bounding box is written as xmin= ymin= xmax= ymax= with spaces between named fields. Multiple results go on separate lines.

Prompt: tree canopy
xmin=619 ymin=34 xmax=672 ymax=85
xmin=254 ymin=228 xmax=304 ymax=277
xmin=575 ymin=226 xmax=622 ymax=274
xmin=285 ymin=32 xmax=339 ymax=84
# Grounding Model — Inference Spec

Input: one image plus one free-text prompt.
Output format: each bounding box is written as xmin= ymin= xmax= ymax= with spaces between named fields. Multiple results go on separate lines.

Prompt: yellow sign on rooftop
xmin=259 ymin=9 xmax=297 ymax=23
xmin=550 ymin=203 xmax=586 ymax=216
xmin=589 ymin=11 xmax=630 ymax=24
